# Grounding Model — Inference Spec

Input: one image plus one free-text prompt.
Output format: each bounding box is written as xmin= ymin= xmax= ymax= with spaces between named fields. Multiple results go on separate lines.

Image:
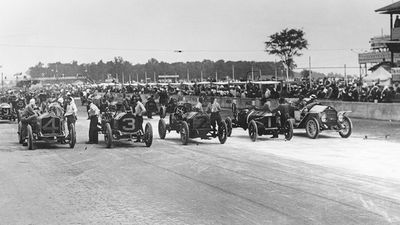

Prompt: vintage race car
xmin=18 ymin=110 xmax=76 ymax=150
xmin=226 ymin=103 xmax=293 ymax=142
xmin=158 ymin=103 xmax=228 ymax=145
xmin=291 ymin=103 xmax=352 ymax=139
xmin=0 ymin=102 xmax=17 ymax=121
xmin=100 ymin=108 xmax=153 ymax=148
xmin=145 ymin=97 xmax=158 ymax=119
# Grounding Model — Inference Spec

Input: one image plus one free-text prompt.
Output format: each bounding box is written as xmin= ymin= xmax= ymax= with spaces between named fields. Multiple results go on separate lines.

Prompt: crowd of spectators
xmin=4 ymin=79 xmax=399 ymax=105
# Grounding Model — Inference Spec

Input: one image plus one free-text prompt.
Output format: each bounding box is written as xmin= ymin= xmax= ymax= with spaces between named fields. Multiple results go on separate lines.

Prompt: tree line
xmin=27 ymin=57 xmax=288 ymax=82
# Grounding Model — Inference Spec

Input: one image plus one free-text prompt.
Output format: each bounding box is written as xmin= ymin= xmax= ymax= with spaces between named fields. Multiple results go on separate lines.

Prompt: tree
xmin=265 ymin=28 xmax=308 ymax=80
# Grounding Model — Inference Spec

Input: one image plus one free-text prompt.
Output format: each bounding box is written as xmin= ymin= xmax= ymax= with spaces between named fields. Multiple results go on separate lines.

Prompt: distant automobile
xmin=0 ymin=102 xmax=17 ymax=121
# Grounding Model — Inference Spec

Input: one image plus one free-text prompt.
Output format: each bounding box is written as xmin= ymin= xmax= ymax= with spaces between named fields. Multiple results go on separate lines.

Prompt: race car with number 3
xmin=100 ymin=107 xmax=153 ymax=148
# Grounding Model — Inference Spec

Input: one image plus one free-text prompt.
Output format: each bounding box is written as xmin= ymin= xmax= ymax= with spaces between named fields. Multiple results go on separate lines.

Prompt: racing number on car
xmin=42 ymin=118 xmax=59 ymax=133
xmin=17 ymin=101 xmax=24 ymax=108
xmin=122 ymin=118 xmax=135 ymax=131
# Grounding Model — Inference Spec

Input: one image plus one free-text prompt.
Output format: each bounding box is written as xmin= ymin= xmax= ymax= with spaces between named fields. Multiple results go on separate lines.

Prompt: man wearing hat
xmin=20 ymin=99 xmax=40 ymax=146
xmin=64 ymin=96 xmax=78 ymax=137
xmin=87 ymin=97 xmax=100 ymax=144
xmin=133 ymin=96 xmax=146 ymax=140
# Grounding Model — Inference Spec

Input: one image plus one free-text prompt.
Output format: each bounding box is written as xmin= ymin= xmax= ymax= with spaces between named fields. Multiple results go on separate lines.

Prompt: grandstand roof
xmin=376 ymin=1 xmax=400 ymax=14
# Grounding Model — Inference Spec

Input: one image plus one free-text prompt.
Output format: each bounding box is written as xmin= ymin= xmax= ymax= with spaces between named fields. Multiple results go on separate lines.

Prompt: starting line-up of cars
xmin=3 ymin=96 xmax=353 ymax=150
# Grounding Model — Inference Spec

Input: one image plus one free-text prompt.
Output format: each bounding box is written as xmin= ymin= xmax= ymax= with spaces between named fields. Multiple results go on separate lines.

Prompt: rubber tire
xmin=284 ymin=119 xmax=294 ymax=141
xmin=218 ymin=121 xmax=228 ymax=144
xmin=27 ymin=124 xmax=34 ymax=150
xmin=339 ymin=116 xmax=352 ymax=138
xmin=180 ymin=121 xmax=189 ymax=145
xmin=225 ymin=117 xmax=232 ymax=137
xmin=305 ymin=117 xmax=320 ymax=139
xmin=105 ymin=123 xmax=112 ymax=148
xmin=160 ymin=106 xmax=166 ymax=119
xmin=248 ymin=120 xmax=258 ymax=142
xmin=144 ymin=122 xmax=153 ymax=147
xmin=69 ymin=123 xmax=76 ymax=148
xmin=18 ymin=121 xmax=23 ymax=144
xmin=158 ymin=119 xmax=167 ymax=139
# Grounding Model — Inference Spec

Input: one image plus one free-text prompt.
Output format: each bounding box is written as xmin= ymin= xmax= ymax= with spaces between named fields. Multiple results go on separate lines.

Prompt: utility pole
xmin=251 ymin=65 xmax=254 ymax=81
xmin=215 ymin=71 xmax=218 ymax=82
xmin=129 ymin=74 xmax=132 ymax=83
xmin=309 ymin=56 xmax=312 ymax=87
xmin=232 ymin=65 xmax=235 ymax=81
xmin=136 ymin=73 xmax=139 ymax=83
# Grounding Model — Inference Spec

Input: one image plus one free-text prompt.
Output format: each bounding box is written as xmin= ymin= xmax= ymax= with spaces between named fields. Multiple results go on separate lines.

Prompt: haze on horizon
xmin=0 ymin=0 xmax=395 ymax=76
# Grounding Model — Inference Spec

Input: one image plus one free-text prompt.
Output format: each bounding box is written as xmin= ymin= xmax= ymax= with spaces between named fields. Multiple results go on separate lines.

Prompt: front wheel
xmin=104 ymin=123 xmax=112 ymax=148
xmin=180 ymin=121 xmax=189 ymax=145
xmin=158 ymin=119 xmax=167 ymax=139
xmin=159 ymin=106 xmax=166 ymax=119
xmin=305 ymin=117 xmax=320 ymax=139
xmin=218 ymin=121 xmax=228 ymax=144
xmin=144 ymin=122 xmax=153 ymax=147
xmin=69 ymin=123 xmax=76 ymax=148
xmin=225 ymin=117 xmax=232 ymax=137
xmin=248 ymin=120 xmax=258 ymax=142
xmin=284 ymin=119 xmax=294 ymax=141
xmin=339 ymin=116 xmax=352 ymax=138
xmin=27 ymin=124 xmax=34 ymax=150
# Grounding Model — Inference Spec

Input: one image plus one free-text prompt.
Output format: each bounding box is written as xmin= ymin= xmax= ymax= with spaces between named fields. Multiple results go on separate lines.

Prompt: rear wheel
xmin=306 ymin=117 xmax=320 ymax=139
xmin=18 ymin=121 xmax=23 ymax=144
xmin=144 ymin=122 xmax=153 ymax=147
xmin=158 ymin=119 xmax=167 ymax=139
xmin=248 ymin=120 xmax=258 ymax=142
xmin=218 ymin=121 xmax=228 ymax=144
xmin=180 ymin=121 xmax=189 ymax=145
xmin=69 ymin=123 xmax=76 ymax=148
xmin=339 ymin=116 xmax=352 ymax=138
xmin=27 ymin=124 xmax=34 ymax=150
xmin=284 ymin=119 xmax=294 ymax=141
xmin=104 ymin=123 xmax=112 ymax=148
xmin=225 ymin=117 xmax=232 ymax=137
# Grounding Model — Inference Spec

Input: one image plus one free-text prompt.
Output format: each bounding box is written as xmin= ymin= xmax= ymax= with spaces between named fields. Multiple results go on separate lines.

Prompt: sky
xmin=0 ymin=0 xmax=396 ymax=77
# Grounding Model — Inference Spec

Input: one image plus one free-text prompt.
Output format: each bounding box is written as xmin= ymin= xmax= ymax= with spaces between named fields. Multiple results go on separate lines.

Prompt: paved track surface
xmin=1 ymin=104 xmax=400 ymax=224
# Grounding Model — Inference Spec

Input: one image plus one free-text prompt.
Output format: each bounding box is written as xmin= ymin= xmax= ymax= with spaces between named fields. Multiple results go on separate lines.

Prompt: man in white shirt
xmin=133 ymin=96 xmax=146 ymax=135
xmin=194 ymin=97 xmax=203 ymax=112
xmin=206 ymin=98 xmax=222 ymax=136
xmin=87 ymin=98 xmax=100 ymax=144
xmin=64 ymin=96 xmax=78 ymax=136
